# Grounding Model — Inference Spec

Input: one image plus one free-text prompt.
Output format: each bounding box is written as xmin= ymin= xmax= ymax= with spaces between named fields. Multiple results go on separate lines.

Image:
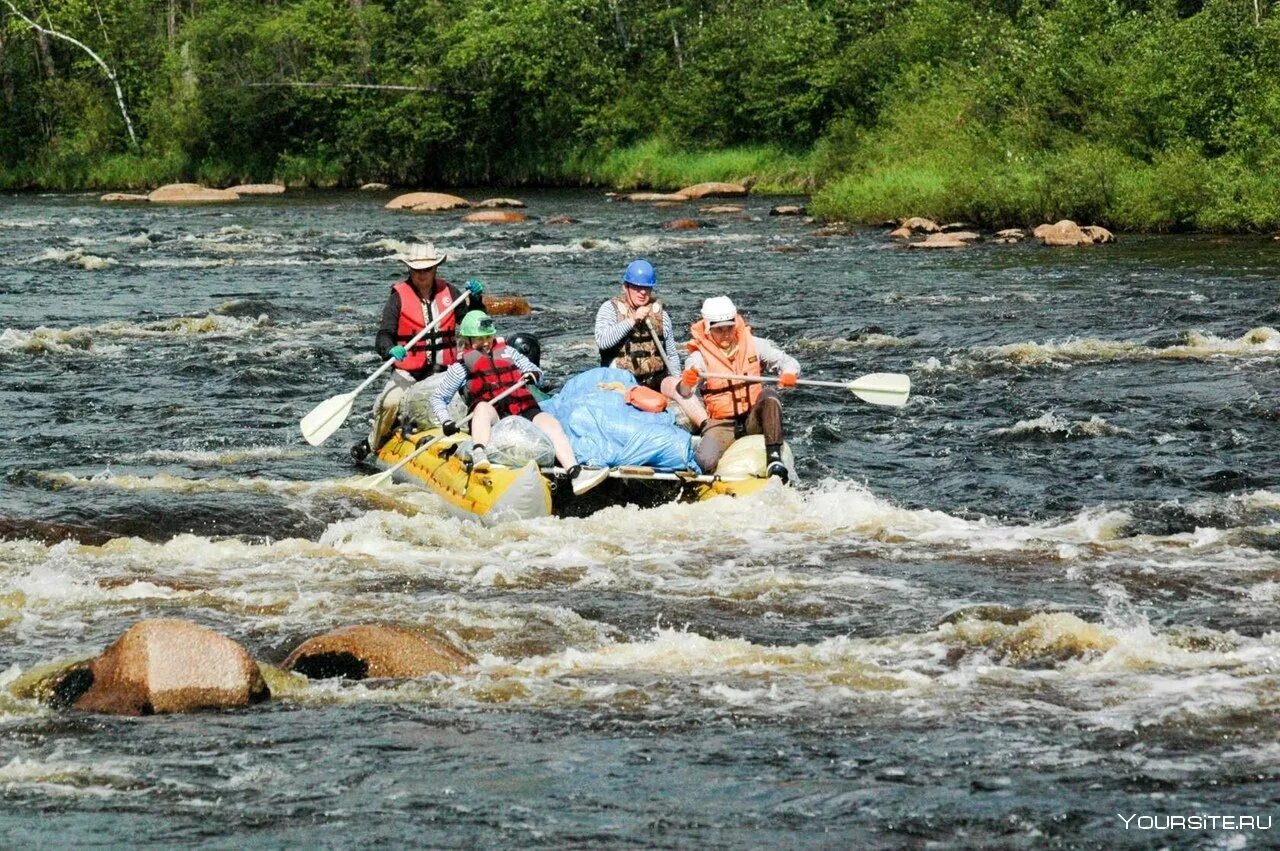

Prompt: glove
xmin=465 ymin=278 xmax=485 ymax=297
xmin=778 ymin=372 xmax=798 ymax=388
xmin=681 ymin=366 xmax=700 ymax=389
xmin=520 ymin=371 xmax=539 ymax=386
xmin=441 ymin=420 xmax=459 ymax=437
xmin=388 ymin=345 xmax=408 ymax=361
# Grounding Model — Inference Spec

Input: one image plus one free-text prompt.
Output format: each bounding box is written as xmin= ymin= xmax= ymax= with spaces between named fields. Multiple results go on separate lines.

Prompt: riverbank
xmin=9 ymin=136 xmax=1280 ymax=234
xmin=0 ymin=140 xmax=820 ymax=196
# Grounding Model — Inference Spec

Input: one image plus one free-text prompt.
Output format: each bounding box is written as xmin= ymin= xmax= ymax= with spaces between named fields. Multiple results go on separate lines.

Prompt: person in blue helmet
xmin=594 ymin=259 xmax=707 ymax=429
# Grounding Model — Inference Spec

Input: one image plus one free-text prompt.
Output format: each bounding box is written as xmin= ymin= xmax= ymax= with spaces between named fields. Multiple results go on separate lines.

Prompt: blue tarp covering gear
xmin=539 ymin=368 xmax=699 ymax=471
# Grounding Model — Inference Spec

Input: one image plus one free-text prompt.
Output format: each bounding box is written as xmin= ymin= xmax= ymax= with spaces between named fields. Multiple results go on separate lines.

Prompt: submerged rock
xmin=900 ymin=216 xmax=941 ymax=234
xmin=46 ymin=618 xmax=268 ymax=715
xmin=360 ymin=182 xmax=389 ymax=191
xmin=99 ymin=193 xmax=149 ymax=203
xmin=905 ymin=232 xmax=980 ymax=249
xmin=699 ymin=204 xmax=745 ymax=214
xmin=1034 ymin=220 xmax=1113 ymax=246
xmin=544 ymin=214 xmax=578 ymax=225
xmin=386 ymin=192 xmax=471 ymax=211
xmin=283 ymin=624 xmax=473 ymax=680
xmin=228 ymin=183 xmax=285 ymax=195
xmin=1082 ymin=225 xmax=1114 ymax=244
xmin=624 ymin=192 xmax=689 ymax=203
xmin=148 ymin=184 xmax=239 ymax=204
xmin=994 ymin=228 xmax=1026 ymax=244
xmin=476 ymin=197 xmax=525 ymax=208
xmin=679 ymin=181 xmax=748 ymax=199
xmin=663 ymin=218 xmax=704 ymax=230
xmin=482 ymin=294 xmax=532 ymax=316
xmin=769 ymin=204 xmax=806 ymax=216
xmin=462 ymin=210 xmax=529 ymax=224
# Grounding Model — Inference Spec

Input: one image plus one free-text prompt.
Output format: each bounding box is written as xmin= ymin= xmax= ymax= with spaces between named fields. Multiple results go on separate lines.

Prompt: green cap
xmin=459 ymin=311 xmax=497 ymax=338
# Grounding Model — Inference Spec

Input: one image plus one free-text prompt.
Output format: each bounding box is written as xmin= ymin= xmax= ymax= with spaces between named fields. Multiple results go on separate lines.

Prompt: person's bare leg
xmin=469 ymin=403 xmax=498 ymax=445
xmin=532 ymin=412 xmax=577 ymax=467
xmin=661 ymin=375 xmax=706 ymax=430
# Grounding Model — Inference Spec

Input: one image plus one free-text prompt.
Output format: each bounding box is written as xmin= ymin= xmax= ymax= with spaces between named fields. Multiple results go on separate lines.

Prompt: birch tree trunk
xmin=2 ymin=0 xmax=137 ymax=146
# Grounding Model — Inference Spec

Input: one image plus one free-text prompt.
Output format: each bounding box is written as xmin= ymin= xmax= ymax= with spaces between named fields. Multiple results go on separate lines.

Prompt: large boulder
xmin=1034 ymin=220 xmax=1098 ymax=246
xmin=476 ymin=197 xmax=526 ymax=208
xmin=148 ymin=184 xmax=239 ymax=204
xmin=283 ymin=624 xmax=473 ymax=680
xmin=47 ymin=618 xmax=268 ymax=715
xmin=462 ymin=210 xmax=529 ymax=224
xmin=100 ymin=193 xmax=149 ymax=203
xmin=679 ymin=181 xmax=748 ymax=199
xmin=228 ymin=183 xmax=285 ymax=196
xmin=386 ymin=192 xmax=471 ymax=211
xmin=482 ymin=295 xmax=532 ymax=316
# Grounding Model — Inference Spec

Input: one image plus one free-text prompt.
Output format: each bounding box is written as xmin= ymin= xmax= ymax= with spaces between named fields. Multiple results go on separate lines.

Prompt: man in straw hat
xmin=356 ymin=243 xmax=486 ymax=457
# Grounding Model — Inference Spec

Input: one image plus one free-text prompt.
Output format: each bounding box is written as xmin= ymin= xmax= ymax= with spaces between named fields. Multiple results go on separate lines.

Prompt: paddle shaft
xmin=299 ymin=288 xmax=473 ymax=445
xmin=359 ymin=376 xmax=530 ymax=487
xmin=701 ymin=372 xmax=846 ymax=390
xmin=361 ymin=288 xmax=474 ymax=393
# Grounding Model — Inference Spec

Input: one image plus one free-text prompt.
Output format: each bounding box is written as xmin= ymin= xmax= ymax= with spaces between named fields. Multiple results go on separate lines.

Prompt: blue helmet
xmin=622 ymin=259 xmax=657 ymax=289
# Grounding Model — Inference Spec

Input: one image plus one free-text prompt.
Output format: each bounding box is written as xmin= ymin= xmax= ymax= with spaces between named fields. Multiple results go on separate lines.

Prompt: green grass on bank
xmin=10 ymin=134 xmax=1280 ymax=233
xmin=811 ymin=143 xmax=1280 ymax=232
xmin=563 ymin=139 xmax=819 ymax=195
xmin=0 ymin=139 xmax=820 ymax=195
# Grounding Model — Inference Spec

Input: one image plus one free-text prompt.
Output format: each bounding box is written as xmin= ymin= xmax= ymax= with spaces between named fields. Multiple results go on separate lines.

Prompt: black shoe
xmin=350 ymin=439 xmax=371 ymax=462
xmin=765 ymin=461 xmax=789 ymax=483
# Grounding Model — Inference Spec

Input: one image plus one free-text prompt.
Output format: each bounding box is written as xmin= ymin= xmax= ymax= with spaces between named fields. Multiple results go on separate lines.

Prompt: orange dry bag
xmin=625 ymin=385 xmax=669 ymax=413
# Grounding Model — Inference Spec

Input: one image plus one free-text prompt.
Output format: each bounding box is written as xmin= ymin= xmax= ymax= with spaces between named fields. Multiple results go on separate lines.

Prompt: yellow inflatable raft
xmin=372 ymin=429 xmax=781 ymax=524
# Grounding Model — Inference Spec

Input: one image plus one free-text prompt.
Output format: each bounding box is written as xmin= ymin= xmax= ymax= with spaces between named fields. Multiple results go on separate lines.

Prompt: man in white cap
xmin=355 ymin=243 xmax=485 ymax=457
xmin=677 ymin=296 xmax=800 ymax=480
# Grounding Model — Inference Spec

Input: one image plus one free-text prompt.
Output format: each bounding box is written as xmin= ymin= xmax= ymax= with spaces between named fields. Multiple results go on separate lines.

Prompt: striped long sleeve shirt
xmin=428 ymin=346 xmax=542 ymax=424
xmin=594 ymin=300 xmax=681 ymax=375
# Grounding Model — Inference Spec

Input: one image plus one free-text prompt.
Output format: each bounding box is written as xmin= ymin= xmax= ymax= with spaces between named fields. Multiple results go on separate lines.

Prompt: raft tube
xmin=372 ymin=429 xmax=778 ymax=524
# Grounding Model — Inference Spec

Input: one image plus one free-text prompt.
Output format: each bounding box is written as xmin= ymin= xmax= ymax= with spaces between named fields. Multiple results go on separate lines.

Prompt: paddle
xmin=355 ymin=376 xmax=530 ymax=490
xmin=699 ymin=371 xmax=911 ymax=407
xmin=300 ymin=289 xmax=472 ymax=446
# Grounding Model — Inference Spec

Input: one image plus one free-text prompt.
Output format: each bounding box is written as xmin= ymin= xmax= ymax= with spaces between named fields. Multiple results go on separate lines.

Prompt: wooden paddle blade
xmin=299 ymin=390 xmax=357 ymax=446
xmin=847 ymin=372 xmax=911 ymax=407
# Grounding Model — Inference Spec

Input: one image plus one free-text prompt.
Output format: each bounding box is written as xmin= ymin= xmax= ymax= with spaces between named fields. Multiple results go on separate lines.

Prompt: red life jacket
xmin=462 ymin=348 xmax=539 ymax=417
xmin=393 ymin=280 xmax=460 ymax=372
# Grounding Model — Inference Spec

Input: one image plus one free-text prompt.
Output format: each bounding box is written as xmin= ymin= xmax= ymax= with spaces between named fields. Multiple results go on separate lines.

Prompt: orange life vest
xmin=462 ymin=348 xmax=539 ymax=418
xmin=689 ymin=315 xmax=761 ymax=420
xmin=393 ymin=280 xmax=460 ymax=372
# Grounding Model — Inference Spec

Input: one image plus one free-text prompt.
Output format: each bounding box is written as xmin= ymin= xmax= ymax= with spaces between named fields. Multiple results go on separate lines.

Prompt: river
xmin=1 ymin=190 xmax=1277 ymax=847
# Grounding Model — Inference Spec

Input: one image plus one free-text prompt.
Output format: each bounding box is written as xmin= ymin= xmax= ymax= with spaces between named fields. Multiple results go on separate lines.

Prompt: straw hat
xmin=400 ymin=242 xmax=446 ymax=270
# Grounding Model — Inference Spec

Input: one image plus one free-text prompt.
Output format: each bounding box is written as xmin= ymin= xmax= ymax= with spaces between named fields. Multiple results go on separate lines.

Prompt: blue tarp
xmin=539 ymin=368 xmax=699 ymax=471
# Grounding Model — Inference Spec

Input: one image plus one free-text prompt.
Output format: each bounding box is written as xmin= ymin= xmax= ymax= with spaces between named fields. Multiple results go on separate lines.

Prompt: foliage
xmin=4 ymin=0 xmax=1280 ymax=228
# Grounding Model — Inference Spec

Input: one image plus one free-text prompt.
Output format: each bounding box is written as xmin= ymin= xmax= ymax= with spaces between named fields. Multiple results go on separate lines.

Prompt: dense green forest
xmin=3 ymin=0 xmax=1280 ymax=229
